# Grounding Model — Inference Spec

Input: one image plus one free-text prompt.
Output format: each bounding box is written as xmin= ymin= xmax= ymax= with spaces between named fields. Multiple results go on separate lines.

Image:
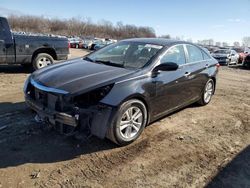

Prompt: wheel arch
xmin=210 ymin=76 xmax=216 ymax=94
xmin=32 ymin=48 xmax=57 ymax=62
xmin=117 ymin=93 xmax=151 ymax=125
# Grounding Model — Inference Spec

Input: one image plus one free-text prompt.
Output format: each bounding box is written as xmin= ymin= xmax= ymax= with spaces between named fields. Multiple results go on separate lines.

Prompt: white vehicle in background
xmin=211 ymin=49 xmax=239 ymax=66
xmin=68 ymin=37 xmax=83 ymax=48
xmin=227 ymin=50 xmax=240 ymax=66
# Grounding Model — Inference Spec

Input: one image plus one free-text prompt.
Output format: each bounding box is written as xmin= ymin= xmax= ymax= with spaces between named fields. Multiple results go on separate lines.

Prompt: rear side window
xmin=160 ymin=45 xmax=186 ymax=65
xmin=186 ymin=45 xmax=203 ymax=63
xmin=0 ymin=18 xmax=12 ymax=43
xmin=202 ymin=50 xmax=211 ymax=60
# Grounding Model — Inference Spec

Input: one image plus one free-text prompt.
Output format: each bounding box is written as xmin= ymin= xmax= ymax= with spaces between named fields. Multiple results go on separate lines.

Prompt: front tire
xmin=107 ymin=99 xmax=147 ymax=146
xmin=197 ymin=79 xmax=215 ymax=106
xmin=33 ymin=53 xmax=54 ymax=70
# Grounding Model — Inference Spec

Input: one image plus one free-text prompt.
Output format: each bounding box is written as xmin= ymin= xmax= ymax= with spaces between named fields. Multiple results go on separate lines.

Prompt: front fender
xmin=100 ymin=75 xmax=155 ymax=108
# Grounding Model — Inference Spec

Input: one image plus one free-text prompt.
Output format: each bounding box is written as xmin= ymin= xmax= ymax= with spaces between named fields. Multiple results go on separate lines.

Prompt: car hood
xmin=32 ymin=59 xmax=135 ymax=95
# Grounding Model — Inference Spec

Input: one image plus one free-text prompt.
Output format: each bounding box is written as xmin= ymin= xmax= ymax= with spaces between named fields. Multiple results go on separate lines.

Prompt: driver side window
xmin=160 ymin=45 xmax=186 ymax=65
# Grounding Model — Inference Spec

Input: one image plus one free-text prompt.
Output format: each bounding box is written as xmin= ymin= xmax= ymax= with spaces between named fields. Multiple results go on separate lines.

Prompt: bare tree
xmin=186 ymin=38 xmax=193 ymax=43
xmin=159 ymin=34 xmax=171 ymax=39
xmin=7 ymin=15 xmax=156 ymax=39
xmin=222 ymin=42 xmax=228 ymax=47
xmin=215 ymin=42 xmax=221 ymax=47
xmin=242 ymin=37 xmax=250 ymax=47
xmin=197 ymin=39 xmax=214 ymax=46
xmin=208 ymin=39 xmax=214 ymax=46
xmin=233 ymin=41 xmax=240 ymax=47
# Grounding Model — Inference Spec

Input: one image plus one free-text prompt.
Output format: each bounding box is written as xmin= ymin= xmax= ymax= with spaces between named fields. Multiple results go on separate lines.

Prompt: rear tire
xmin=107 ymin=99 xmax=147 ymax=146
xmin=243 ymin=56 xmax=250 ymax=69
xmin=33 ymin=53 xmax=54 ymax=70
xmin=197 ymin=79 xmax=215 ymax=106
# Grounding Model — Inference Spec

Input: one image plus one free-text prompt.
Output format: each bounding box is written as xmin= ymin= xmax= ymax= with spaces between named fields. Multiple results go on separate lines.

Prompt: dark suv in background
xmin=0 ymin=17 xmax=69 ymax=70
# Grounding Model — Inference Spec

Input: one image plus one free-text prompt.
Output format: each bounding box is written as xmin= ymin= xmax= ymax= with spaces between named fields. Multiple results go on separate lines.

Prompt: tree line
xmin=7 ymin=15 xmax=156 ymax=39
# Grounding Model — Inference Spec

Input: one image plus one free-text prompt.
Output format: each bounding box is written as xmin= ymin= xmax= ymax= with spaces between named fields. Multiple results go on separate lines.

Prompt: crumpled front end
xmin=24 ymin=78 xmax=114 ymax=138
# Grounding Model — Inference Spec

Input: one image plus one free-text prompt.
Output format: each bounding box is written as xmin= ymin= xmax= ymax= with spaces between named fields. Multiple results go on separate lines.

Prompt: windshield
xmin=214 ymin=50 xmax=230 ymax=54
xmin=85 ymin=41 xmax=163 ymax=69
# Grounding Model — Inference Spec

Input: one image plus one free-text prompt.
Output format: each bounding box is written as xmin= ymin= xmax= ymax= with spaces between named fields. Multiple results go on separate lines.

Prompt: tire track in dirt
xmin=0 ymin=108 xmax=40 ymax=146
xmin=39 ymin=136 xmax=151 ymax=187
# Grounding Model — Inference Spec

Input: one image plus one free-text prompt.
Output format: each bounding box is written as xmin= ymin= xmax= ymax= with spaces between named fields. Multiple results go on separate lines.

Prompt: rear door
xmin=184 ymin=44 xmax=209 ymax=101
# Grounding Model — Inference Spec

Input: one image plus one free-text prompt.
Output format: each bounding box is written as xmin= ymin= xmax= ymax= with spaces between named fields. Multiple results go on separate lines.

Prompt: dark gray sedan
xmin=24 ymin=38 xmax=219 ymax=145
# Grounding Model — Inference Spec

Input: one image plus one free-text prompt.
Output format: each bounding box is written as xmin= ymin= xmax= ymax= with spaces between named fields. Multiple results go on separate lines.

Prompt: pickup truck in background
xmin=0 ymin=17 xmax=69 ymax=70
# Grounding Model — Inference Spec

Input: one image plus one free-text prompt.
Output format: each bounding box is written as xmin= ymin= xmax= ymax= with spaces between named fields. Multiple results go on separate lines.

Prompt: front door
xmin=0 ymin=20 xmax=6 ymax=63
xmin=151 ymin=44 xmax=192 ymax=118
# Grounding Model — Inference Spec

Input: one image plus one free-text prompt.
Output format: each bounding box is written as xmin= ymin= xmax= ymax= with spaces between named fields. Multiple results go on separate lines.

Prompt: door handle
xmin=205 ymin=64 xmax=209 ymax=68
xmin=184 ymin=72 xmax=191 ymax=77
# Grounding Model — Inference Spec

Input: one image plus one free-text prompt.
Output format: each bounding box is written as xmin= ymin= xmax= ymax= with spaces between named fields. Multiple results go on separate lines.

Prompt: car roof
xmin=121 ymin=38 xmax=192 ymax=47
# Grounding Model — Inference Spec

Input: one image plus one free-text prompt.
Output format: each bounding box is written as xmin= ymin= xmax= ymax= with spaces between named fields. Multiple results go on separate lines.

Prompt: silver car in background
xmin=211 ymin=49 xmax=239 ymax=65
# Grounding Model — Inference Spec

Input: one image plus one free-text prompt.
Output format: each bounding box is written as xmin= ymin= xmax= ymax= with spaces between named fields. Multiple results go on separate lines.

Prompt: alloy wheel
xmin=204 ymin=81 xmax=214 ymax=103
xmin=119 ymin=106 xmax=143 ymax=139
xmin=37 ymin=57 xmax=52 ymax=69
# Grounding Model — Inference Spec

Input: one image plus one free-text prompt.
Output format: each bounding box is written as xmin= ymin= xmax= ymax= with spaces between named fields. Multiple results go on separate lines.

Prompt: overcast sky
xmin=1 ymin=0 xmax=250 ymax=45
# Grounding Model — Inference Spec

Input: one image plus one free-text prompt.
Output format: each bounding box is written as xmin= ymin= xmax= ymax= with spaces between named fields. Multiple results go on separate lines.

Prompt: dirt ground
xmin=0 ymin=49 xmax=249 ymax=188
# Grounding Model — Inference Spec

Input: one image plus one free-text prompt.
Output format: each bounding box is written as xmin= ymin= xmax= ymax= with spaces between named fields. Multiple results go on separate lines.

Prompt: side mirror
xmin=153 ymin=62 xmax=179 ymax=72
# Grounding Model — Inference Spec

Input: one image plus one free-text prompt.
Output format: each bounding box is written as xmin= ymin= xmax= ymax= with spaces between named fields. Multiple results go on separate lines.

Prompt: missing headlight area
xmin=73 ymin=84 xmax=114 ymax=107
xmin=24 ymin=80 xmax=114 ymax=139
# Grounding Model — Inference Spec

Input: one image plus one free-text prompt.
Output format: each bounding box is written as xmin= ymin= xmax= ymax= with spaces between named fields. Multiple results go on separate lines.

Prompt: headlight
xmin=23 ymin=75 xmax=31 ymax=93
xmin=74 ymin=84 xmax=114 ymax=107
xmin=98 ymin=85 xmax=113 ymax=97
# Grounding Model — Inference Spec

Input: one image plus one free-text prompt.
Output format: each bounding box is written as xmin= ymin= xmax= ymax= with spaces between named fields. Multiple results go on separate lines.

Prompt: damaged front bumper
xmin=25 ymin=96 xmax=78 ymax=127
xmin=25 ymin=95 xmax=114 ymax=138
xmin=24 ymin=78 xmax=115 ymax=139
xmin=27 ymin=100 xmax=115 ymax=141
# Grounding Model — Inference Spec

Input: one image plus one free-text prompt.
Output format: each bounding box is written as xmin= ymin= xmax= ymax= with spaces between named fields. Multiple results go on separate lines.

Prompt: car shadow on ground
xmin=0 ymin=101 xmax=117 ymax=169
xmin=227 ymin=65 xmax=250 ymax=70
xmin=206 ymin=145 xmax=250 ymax=188
xmin=0 ymin=65 xmax=32 ymax=74
xmin=0 ymin=101 xmax=27 ymax=114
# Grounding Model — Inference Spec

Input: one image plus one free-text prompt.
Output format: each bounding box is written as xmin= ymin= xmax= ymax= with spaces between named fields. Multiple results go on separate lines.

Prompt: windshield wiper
xmin=95 ymin=60 xmax=124 ymax=68
xmin=83 ymin=56 xmax=94 ymax=62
